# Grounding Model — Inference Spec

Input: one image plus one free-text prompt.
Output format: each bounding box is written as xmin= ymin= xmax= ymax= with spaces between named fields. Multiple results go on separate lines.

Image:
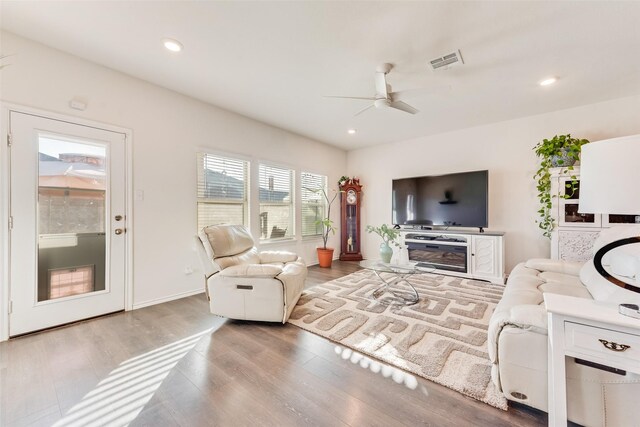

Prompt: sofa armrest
xmin=489 ymin=291 xmax=548 ymax=365
xmin=524 ymin=258 xmax=584 ymax=276
xmin=259 ymin=251 xmax=299 ymax=264
xmin=218 ymin=263 xmax=283 ymax=278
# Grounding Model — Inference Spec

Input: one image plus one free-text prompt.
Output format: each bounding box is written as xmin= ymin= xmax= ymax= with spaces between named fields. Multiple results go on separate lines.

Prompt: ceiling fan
xmin=325 ymin=63 xmax=419 ymax=116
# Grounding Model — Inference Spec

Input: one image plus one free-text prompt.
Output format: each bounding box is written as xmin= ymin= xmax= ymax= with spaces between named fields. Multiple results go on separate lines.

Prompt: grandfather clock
xmin=339 ymin=179 xmax=363 ymax=261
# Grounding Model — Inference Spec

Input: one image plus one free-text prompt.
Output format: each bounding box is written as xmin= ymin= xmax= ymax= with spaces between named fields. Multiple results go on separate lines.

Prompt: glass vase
xmin=379 ymin=242 xmax=393 ymax=264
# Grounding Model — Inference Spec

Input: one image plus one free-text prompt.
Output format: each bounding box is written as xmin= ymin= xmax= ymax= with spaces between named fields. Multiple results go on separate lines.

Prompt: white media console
xmin=398 ymin=228 xmax=505 ymax=284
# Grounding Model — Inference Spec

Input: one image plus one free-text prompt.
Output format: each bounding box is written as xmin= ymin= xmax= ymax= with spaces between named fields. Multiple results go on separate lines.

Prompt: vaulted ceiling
xmin=2 ymin=1 xmax=640 ymax=150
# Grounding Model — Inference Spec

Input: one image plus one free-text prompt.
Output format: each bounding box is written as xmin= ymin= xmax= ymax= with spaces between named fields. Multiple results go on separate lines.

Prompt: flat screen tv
xmin=392 ymin=170 xmax=488 ymax=228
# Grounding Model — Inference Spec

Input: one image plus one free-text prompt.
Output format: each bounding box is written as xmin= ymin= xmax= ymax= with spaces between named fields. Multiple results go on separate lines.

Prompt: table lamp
xmin=578 ymin=134 xmax=640 ymax=318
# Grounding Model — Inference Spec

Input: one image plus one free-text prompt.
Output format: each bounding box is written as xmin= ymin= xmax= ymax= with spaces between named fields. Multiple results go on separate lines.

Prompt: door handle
xmin=115 ymin=228 xmax=126 ymax=235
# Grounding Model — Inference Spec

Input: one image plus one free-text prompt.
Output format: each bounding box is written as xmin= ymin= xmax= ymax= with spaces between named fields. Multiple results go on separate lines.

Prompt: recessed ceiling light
xmin=347 ymin=129 xmax=357 ymax=135
xmin=539 ymin=77 xmax=557 ymax=86
xmin=163 ymin=38 xmax=183 ymax=52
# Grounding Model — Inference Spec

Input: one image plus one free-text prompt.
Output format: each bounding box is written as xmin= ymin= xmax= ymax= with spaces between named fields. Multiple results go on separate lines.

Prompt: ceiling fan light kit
xmin=374 ymin=99 xmax=391 ymax=109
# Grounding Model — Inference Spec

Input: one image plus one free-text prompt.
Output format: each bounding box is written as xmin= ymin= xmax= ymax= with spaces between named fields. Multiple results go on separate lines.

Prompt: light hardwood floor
xmin=0 ymin=261 xmax=547 ymax=426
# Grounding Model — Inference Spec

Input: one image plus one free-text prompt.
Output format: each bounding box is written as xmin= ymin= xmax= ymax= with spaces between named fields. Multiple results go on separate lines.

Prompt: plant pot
xmin=379 ymin=243 xmax=393 ymax=264
xmin=317 ymin=248 xmax=334 ymax=268
xmin=550 ymin=147 xmax=577 ymax=167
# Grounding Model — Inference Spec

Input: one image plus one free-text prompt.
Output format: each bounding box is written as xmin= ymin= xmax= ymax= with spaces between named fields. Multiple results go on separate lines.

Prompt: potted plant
xmin=309 ymin=187 xmax=340 ymax=268
xmin=533 ymin=134 xmax=589 ymax=238
xmin=366 ymin=224 xmax=401 ymax=263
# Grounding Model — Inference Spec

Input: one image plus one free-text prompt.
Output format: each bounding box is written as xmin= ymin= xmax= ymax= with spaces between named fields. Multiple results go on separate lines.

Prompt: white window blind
xmin=301 ymin=172 xmax=327 ymax=237
xmin=259 ymin=164 xmax=294 ymax=239
xmin=197 ymin=153 xmax=249 ymax=230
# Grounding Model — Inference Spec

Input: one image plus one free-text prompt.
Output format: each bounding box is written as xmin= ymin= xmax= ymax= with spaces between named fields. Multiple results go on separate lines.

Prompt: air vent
xmin=429 ymin=50 xmax=464 ymax=71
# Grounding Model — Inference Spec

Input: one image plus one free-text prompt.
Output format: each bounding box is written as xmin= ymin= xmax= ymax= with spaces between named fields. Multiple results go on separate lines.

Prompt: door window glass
xmin=38 ymin=136 xmax=107 ymax=301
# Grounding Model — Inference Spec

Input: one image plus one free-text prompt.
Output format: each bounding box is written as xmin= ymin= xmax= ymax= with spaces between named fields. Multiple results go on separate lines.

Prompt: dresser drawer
xmin=565 ymin=321 xmax=640 ymax=369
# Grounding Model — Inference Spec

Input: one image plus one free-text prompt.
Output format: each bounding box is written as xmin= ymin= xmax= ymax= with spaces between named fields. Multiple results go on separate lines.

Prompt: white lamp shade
xmin=579 ymin=134 xmax=640 ymax=214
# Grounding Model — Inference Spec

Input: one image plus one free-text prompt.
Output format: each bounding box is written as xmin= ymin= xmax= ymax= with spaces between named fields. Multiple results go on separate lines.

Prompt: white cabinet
xmin=401 ymin=230 xmax=505 ymax=284
xmin=471 ymin=235 xmax=502 ymax=281
xmin=550 ymin=167 xmax=640 ymax=261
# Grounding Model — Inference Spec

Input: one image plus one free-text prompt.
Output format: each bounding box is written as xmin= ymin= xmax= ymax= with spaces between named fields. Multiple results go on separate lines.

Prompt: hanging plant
xmin=533 ymin=134 xmax=589 ymax=238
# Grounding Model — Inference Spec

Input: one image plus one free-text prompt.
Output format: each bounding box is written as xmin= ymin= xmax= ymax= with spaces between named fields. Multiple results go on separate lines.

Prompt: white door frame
xmin=0 ymin=103 xmax=134 ymax=341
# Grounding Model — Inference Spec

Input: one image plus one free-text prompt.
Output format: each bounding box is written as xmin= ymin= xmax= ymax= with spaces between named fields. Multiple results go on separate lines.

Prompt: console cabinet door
xmin=471 ymin=235 xmax=498 ymax=279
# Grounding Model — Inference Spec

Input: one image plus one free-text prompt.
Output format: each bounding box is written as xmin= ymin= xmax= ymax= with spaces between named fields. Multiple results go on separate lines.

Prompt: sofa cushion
xmin=525 ymin=258 xmax=583 ymax=276
xmin=218 ymin=263 xmax=282 ymax=278
xmin=538 ymin=282 xmax=593 ymax=299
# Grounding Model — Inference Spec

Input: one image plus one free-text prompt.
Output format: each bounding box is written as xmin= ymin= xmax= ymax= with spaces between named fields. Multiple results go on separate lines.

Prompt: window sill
xmin=259 ymin=237 xmax=296 ymax=246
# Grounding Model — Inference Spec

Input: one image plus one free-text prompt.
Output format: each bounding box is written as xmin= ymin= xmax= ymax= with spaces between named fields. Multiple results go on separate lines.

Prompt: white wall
xmin=0 ymin=31 xmax=346 ymax=324
xmin=347 ymin=94 xmax=640 ymax=272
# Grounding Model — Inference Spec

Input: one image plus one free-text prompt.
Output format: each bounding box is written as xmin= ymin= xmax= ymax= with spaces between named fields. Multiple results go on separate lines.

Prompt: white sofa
xmin=489 ymin=227 xmax=640 ymax=427
xmin=195 ymin=224 xmax=307 ymax=323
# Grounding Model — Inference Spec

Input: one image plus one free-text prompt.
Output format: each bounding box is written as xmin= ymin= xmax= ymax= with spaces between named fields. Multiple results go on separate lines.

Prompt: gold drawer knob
xmin=599 ymin=339 xmax=631 ymax=352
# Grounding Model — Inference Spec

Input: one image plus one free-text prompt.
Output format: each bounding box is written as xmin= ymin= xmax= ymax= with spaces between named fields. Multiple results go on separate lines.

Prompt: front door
xmin=9 ymin=111 xmax=127 ymax=336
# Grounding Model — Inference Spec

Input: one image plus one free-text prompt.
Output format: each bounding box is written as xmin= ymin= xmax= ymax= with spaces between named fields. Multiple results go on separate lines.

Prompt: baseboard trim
xmin=307 ymin=255 xmax=340 ymax=267
xmin=132 ymin=288 xmax=204 ymax=310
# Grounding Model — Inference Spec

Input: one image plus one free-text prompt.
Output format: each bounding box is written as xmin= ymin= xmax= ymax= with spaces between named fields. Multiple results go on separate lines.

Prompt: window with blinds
xmin=301 ymin=172 xmax=327 ymax=237
xmin=259 ymin=164 xmax=294 ymax=239
xmin=196 ymin=153 xmax=249 ymax=230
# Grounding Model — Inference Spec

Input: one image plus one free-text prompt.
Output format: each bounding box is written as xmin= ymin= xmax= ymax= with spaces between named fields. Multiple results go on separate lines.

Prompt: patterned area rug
xmin=288 ymin=269 xmax=508 ymax=410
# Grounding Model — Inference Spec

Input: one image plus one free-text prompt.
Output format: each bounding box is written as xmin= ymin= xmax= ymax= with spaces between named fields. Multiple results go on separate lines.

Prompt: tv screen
xmin=392 ymin=170 xmax=488 ymax=228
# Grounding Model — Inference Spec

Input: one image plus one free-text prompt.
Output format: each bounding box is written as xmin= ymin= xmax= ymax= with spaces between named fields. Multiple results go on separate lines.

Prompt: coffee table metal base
xmin=370 ymin=270 xmax=419 ymax=306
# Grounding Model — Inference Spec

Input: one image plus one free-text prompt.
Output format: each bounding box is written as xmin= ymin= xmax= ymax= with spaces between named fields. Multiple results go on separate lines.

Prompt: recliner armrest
xmin=279 ymin=261 xmax=307 ymax=277
xmin=259 ymin=251 xmax=299 ymax=264
xmin=524 ymin=258 xmax=583 ymax=276
xmin=218 ymin=263 xmax=283 ymax=278
xmin=195 ymin=235 xmax=219 ymax=279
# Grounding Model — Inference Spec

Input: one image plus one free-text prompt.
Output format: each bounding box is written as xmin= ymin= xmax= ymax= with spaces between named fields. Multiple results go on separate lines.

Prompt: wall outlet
xmin=184 ymin=266 xmax=194 ymax=275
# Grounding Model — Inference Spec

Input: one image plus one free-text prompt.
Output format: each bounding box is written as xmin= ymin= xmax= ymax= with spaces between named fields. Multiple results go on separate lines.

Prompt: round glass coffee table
xmin=359 ymin=260 xmax=434 ymax=306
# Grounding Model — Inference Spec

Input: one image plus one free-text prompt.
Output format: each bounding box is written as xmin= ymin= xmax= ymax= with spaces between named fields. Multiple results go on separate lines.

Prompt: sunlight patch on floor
xmin=334 ymin=345 xmax=420 ymax=390
xmin=53 ymin=329 xmax=212 ymax=427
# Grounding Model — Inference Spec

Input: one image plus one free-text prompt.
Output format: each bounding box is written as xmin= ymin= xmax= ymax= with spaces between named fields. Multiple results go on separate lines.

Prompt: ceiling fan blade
xmin=390 ymin=100 xmax=419 ymax=114
xmin=324 ymin=95 xmax=376 ymax=101
xmin=354 ymin=104 xmax=375 ymax=116
xmin=390 ymin=85 xmax=452 ymax=101
xmin=374 ymin=72 xmax=388 ymax=98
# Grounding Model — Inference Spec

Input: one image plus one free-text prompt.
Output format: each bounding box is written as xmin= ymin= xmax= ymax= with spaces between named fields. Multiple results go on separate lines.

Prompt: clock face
xmin=346 ymin=189 xmax=357 ymax=205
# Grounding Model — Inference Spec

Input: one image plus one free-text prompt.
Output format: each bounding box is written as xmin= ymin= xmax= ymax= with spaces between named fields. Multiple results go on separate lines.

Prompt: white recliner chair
xmin=195 ymin=224 xmax=307 ymax=323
